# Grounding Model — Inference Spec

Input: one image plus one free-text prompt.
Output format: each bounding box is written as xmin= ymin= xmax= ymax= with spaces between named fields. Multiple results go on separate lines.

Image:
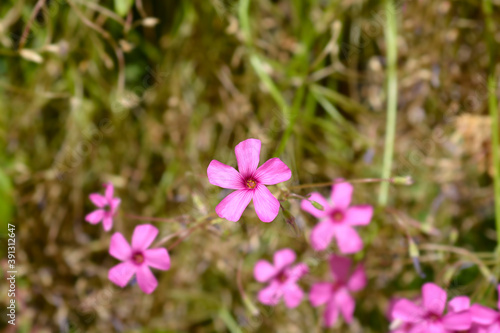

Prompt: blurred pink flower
xmin=470 ymin=284 xmax=500 ymax=333
xmin=392 ymin=283 xmax=471 ymax=332
xmin=300 ymin=181 xmax=373 ymax=253
xmin=254 ymin=248 xmax=308 ymax=308
xmin=85 ymin=183 xmax=121 ymax=231
xmin=207 ymin=138 xmax=291 ymax=222
xmin=108 ymin=224 xmax=170 ymax=294
xmin=309 ymin=255 xmax=366 ymax=327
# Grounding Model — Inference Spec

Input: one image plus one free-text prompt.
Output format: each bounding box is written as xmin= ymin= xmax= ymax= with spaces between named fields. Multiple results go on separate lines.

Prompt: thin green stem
xmin=378 ymin=0 xmax=398 ymax=206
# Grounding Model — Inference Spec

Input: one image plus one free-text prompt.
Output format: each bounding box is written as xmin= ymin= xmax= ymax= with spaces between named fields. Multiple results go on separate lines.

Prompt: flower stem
xmin=288 ymin=176 xmax=412 ymax=191
xmin=378 ymin=0 xmax=398 ymax=206
xmin=123 ymin=213 xmax=188 ymax=223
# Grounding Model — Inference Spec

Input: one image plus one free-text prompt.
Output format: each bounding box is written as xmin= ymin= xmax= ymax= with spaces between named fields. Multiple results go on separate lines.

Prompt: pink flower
xmin=254 ymin=248 xmax=308 ymax=308
xmin=85 ymin=183 xmax=121 ymax=231
xmin=470 ymin=284 xmax=500 ymax=333
xmin=108 ymin=224 xmax=170 ymax=294
xmin=392 ymin=283 xmax=471 ymax=332
xmin=207 ymin=138 xmax=291 ymax=222
xmin=309 ymin=255 xmax=366 ymax=327
xmin=301 ymin=181 xmax=373 ymax=253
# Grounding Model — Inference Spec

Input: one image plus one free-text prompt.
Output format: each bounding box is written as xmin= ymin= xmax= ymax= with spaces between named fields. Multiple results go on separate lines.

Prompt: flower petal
xmin=442 ymin=311 xmax=471 ymax=331
xmin=310 ymin=282 xmax=332 ymax=307
xmin=254 ymin=260 xmax=277 ymax=283
xmin=85 ymin=209 xmax=105 ymax=224
xmin=470 ymin=304 xmax=498 ymax=325
xmin=300 ymin=192 xmax=330 ymax=218
xmin=331 ymin=181 xmax=353 ymax=210
xmin=215 ymin=189 xmax=253 ymax=222
xmin=144 ymin=248 xmax=171 ymax=270
xmin=392 ymin=299 xmax=425 ymax=323
xmin=207 ymin=160 xmax=245 ymax=189
xmin=235 ymin=138 xmax=261 ymax=177
xmin=254 ymin=158 xmax=291 ymax=185
xmin=136 ymin=265 xmax=158 ymax=294
xmin=110 ymin=198 xmax=121 ymax=213
xmin=335 ymin=288 xmax=355 ymax=323
xmin=334 ymin=226 xmax=363 ymax=254
xmin=257 ymin=281 xmax=282 ymax=306
xmin=273 ymin=248 xmax=296 ymax=271
xmin=89 ymin=194 xmax=107 ymax=207
xmin=109 ymin=232 xmax=132 ymax=260
xmin=448 ymin=296 xmax=470 ymax=313
xmin=498 ymin=284 xmax=500 ymax=310
xmin=422 ymin=283 xmax=447 ymax=315
xmin=283 ymin=283 xmax=304 ymax=308
xmin=108 ymin=262 xmax=136 ymax=287
xmin=131 ymin=224 xmax=159 ymax=251
xmin=328 ymin=255 xmax=352 ymax=283
xmin=488 ymin=322 xmax=500 ymax=333
xmin=287 ymin=263 xmax=308 ymax=283
xmin=253 ymin=184 xmax=280 ymax=222
xmin=324 ymin=298 xmax=340 ymax=328
xmin=105 ymin=183 xmax=114 ymax=200
xmin=102 ymin=215 xmax=113 ymax=231
xmin=345 ymin=205 xmax=373 ymax=226
xmin=310 ymin=220 xmax=336 ymax=251
xmin=347 ymin=264 xmax=367 ymax=292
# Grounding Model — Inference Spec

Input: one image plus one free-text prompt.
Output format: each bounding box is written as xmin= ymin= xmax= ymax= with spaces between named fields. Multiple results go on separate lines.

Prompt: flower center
xmin=103 ymin=203 xmax=111 ymax=213
xmin=132 ymin=252 xmax=145 ymax=265
xmin=331 ymin=210 xmax=344 ymax=222
xmin=276 ymin=271 xmax=289 ymax=283
xmin=246 ymin=179 xmax=257 ymax=189
xmin=425 ymin=312 xmax=441 ymax=322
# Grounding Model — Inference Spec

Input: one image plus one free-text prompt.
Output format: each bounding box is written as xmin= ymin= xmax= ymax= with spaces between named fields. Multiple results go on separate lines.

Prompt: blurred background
xmin=1 ymin=0 xmax=500 ymax=332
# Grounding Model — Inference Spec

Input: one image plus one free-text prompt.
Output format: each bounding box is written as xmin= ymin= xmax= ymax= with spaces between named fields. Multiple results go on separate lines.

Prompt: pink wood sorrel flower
xmin=254 ymin=248 xmax=308 ymax=308
xmin=85 ymin=183 xmax=121 ymax=231
xmin=207 ymin=138 xmax=291 ymax=222
xmin=300 ymin=181 xmax=373 ymax=253
xmin=108 ymin=224 xmax=170 ymax=294
xmin=309 ymin=255 xmax=366 ymax=327
xmin=470 ymin=284 xmax=500 ymax=332
xmin=391 ymin=283 xmax=471 ymax=332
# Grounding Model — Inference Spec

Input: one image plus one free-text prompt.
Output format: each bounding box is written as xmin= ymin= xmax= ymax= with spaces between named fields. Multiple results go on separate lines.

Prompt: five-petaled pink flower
xmin=391 ymin=283 xmax=471 ymax=332
xmin=108 ymin=224 xmax=170 ymax=294
xmin=470 ymin=284 xmax=500 ymax=332
xmin=85 ymin=183 xmax=121 ymax=231
xmin=301 ymin=181 xmax=373 ymax=253
xmin=207 ymin=138 xmax=291 ymax=222
xmin=310 ymin=255 xmax=366 ymax=327
xmin=254 ymin=248 xmax=308 ymax=308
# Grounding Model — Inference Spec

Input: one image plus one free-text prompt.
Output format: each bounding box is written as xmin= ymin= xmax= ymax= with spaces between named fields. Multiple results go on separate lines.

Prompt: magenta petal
xmin=498 ymin=284 xmax=500 ymax=310
xmin=310 ymin=220 xmax=336 ymax=251
xmin=442 ymin=311 xmax=471 ymax=331
xmin=392 ymin=299 xmax=425 ymax=323
xmin=258 ymin=281 xmax=282 ymax=306
xmin=323 ymin=298 xmax=339 ymax=328
xmin=273 ymin=248 xmax=296 ymax=271
xmin=287 ymin=263 xmax=308 ymax=283
xmin=283 ymin=284 xmax=304 ymax=308
xmin=335 ymin=288 xmax=355 ymax=323
xmin=254 ymin=260 xmax=277 ymax=283
xmin=300 ymin=192 xmax=330 ymax=218
xmin=144 ymin=248 xmax=171 ymax=270
xmin=131 ymin=224 xmax=159 ymax=251
xmin=345 ymin=205 xmax=373 ymax=226
xmin=254 ymin=158 xmax=291 ymax=185
xmin=109 ymin=232 xmax=132 ymax=260
xmin=347 ymin=264 xmax=367 ymax=292
xmin=110 ymin=198 xmax=121 ymax=213
xmin=329 ymin=255 xmax=352 ymax=283
xmin=448 ymin=296 xmax=470 ymax=312
xmin=108 ymin=262 xmax=136 ymax=287
xmin=253 ymin=184 xmax=280 ymax=222
xmin=136 ymin=265 xmax=158 ymax=294
xmin=102 ymin=215 xmax=113 ymax=231
xmin=235 ymin=138 xmax=261 ymax=177
xmin=89 ymin=193 xmax=107 ymax=207
xmin=207 ymin=160 xmax=245 ymax=189
xmin=334 ymin=226 xmax=363 ymax=254
xmin=422 ymin=283 xmax=447 ymax=315
xmin=85 ymin=209 xmax=105 ymax=224
xmin=105 ymin=183 xmax=114 ymax=200
xmin=310 ymin=282 xmax=332 ymax=307
xmin=470 ymin=304 xmax=498 ymax=325
xmin=215 ymin=189 xmax=253 ymax=222
xmin=488 ymin=322 xmax=500 ymax=333
xmin=331 ymin=181 xmax=353 ymax=210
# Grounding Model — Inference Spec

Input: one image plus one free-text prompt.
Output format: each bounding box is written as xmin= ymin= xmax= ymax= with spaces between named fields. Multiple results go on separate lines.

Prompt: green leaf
xmin=114 ymin=0 xmax=134 ymax=17
xmin=0 ymin=168 xmax=13 ymax=235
